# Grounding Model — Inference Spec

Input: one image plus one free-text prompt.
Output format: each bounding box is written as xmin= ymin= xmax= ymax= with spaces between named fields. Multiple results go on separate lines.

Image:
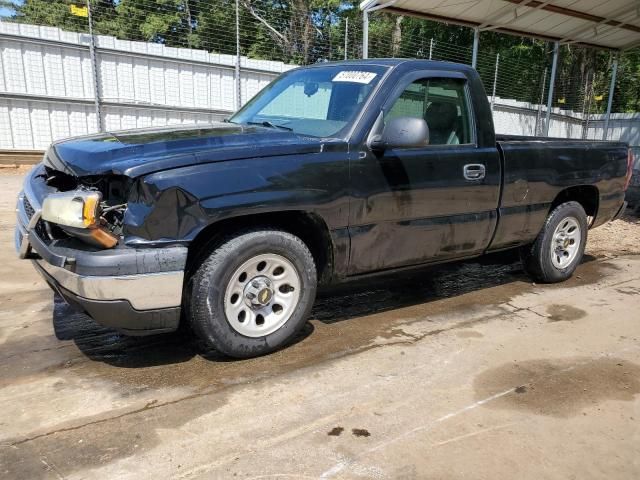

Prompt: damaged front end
xmin=38 ymin=168 xmax=130 ymax=249
xmin=15 ymin=161 xmax=187 ymax=336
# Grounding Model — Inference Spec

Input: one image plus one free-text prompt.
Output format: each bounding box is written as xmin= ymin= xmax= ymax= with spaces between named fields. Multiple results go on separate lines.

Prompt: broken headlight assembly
xmin=41 ymin=190 xmax=119 ymax=248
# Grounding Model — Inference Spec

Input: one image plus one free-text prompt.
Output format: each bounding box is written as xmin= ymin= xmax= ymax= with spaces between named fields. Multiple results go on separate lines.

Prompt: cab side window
xmin=386 ymin=78 xmax=472 ymax=145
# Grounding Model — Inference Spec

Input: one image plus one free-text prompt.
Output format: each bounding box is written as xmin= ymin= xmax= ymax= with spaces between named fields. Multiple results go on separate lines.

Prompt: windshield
xmin=230 ymin=65 xmax=387 ymax=138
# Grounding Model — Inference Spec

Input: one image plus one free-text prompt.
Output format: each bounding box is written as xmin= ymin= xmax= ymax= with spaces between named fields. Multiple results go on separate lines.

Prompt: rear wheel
xmin=189 ymin=229 xmax=317 ymax=358
xmin=521 ymin=201 xmax=588 ymax=283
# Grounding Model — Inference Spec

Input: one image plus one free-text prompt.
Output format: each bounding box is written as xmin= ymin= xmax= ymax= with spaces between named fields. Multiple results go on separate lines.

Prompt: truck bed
xmin=488 ymin=134 xmax=629 ymax=251
xmin=496 ymin=134 xmax=626 ymax=145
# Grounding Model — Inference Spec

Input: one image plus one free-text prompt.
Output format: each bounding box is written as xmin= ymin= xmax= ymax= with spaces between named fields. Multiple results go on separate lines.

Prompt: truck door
xmin=348 ymin=72 xmax=501 ymax=274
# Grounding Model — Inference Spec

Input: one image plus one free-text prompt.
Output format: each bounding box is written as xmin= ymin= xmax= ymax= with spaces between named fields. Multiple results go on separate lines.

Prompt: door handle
xmin=463 ymin=164 xmax=486 ymax=181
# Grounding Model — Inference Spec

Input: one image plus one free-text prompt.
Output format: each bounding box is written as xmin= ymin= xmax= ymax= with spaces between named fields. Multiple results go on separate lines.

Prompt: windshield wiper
xmin=246 ymin=121 xmax=293 ymax=132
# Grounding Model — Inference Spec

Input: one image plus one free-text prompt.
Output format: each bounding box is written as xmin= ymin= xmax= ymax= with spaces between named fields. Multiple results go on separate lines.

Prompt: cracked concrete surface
xmin=1 ymin=174 xmax=639 ymax=479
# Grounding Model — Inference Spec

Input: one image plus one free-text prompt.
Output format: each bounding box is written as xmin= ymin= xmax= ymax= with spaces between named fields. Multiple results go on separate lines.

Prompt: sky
xmin=0 ymin=0 xmax=22 ymax=18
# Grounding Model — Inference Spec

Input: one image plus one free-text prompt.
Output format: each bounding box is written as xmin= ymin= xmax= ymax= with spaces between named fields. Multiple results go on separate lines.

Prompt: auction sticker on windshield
xmin=332 ymin=71 xmax=377 ymax=84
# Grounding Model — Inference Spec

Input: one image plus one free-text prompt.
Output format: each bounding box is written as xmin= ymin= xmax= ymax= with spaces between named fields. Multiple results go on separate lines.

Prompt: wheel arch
xmin=549 ymin=185 xmax=599 ymax=225
xmin=186 ymin=210 xmax=335 ymax=285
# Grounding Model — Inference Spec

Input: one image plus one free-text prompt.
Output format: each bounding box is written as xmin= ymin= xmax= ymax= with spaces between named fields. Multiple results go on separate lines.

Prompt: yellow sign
xmin=70 ymin=5 xmax=88 ymax=17
xmin=558 ymin=97 xmax=566 ymax=104
xmin=594 ymin=95 xmax=604 ymax=101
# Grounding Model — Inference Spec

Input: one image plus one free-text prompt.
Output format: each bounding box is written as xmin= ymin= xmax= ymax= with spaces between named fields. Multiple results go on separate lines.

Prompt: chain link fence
xmin=0 ymin=0 xmax=638 ymax=151
xmin=2 ymin=1 xmax=634 ymax=106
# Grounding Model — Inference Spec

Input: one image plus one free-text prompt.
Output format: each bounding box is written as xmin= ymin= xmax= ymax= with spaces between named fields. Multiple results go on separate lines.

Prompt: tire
xmin=188 ymin=229 xmax=317 ymax=358
xmin=521 ymin=201 xmax=588 ymax=283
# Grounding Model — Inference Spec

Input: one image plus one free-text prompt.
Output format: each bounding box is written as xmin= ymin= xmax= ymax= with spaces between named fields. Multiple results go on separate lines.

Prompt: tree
xmin=112 ymin=0 xmax=191 ymax=46
xmin=618 ymin=49 xmax=640 ymax=112
xmin=1 ymin=0 xmax=638 ymax=112
xmin=0 ymin=0 xmax=118 ymax=34
xmin=238 ymin=0 xmax=343 ymax=63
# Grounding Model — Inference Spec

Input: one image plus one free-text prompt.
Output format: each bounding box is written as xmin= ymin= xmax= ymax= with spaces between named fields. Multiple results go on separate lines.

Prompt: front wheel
xmin=189 ymin=229 xmax=317 ymax=358
xmin=521 ymin=201 xmax=588 ymax=283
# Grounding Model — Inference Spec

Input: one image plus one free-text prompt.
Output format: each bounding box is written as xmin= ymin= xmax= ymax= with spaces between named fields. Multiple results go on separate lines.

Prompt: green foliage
xmin=1 ymin=0 xmax=118 ymax=33
xmin=113 ymin=0 xmax=189 ymax=44
xmin=1 ymin=0 xmax=638 ymax=112
xmin=617 ymin=49 xmax=640 ymax=112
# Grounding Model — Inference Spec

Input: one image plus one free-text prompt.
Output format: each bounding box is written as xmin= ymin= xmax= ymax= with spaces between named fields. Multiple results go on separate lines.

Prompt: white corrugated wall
xmin=0 ymin=22 xmax=638 ymax=152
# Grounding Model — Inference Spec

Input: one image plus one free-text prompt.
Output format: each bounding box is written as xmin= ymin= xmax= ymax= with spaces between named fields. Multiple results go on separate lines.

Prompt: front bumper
xmin=15 ymin=167 xmax=187 ymax=335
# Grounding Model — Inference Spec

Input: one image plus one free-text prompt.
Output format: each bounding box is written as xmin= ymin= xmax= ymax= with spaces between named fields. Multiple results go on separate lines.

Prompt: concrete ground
xmin=1 ymin=172 xmax=639 ymax=480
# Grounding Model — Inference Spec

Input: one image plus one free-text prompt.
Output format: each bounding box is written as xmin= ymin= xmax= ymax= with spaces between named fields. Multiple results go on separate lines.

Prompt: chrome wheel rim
xmin=550 ymin=216 xmax=581 ymax=269
xmin=224 ymin=253 xmax=301 ymax=337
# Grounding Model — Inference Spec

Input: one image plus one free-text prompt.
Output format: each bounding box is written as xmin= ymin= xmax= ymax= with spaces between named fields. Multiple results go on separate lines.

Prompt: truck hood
xmin=46 ymin=122 xmax=334 ymax=178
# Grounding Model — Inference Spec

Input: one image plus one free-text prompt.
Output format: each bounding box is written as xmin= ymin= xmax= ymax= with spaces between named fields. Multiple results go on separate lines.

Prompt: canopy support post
xmin=360 ymin=1 xmax=397 ymax=60
xmin=235 ymin=0 xmax=241 ymax=111
xmin=544 ymin=41 xmax=559 ymax=137
xmin=491 ymin=53 xmax=499 ymax=112
xmin=363 ymin=10 xmax=369 ymax=59
xmin=471 ymin=27 xmax=479 ymax=68
xmin=603 ymin=53 xmax=619 ymax=140
xmin=344 ymin=17 xmax=349 ymax=60
xmin=86 ymin=0 xmax=103 ymax=132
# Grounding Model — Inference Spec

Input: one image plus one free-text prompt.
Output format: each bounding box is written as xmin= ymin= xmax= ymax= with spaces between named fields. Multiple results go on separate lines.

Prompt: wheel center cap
xmin=244 ymin=276 xmax=273 ymax=307
xmin=257 ymin=287 xmax=273 ymax=305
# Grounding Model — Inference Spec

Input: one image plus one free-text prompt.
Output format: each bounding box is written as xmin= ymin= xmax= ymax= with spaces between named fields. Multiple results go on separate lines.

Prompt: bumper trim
xmin=29 ymin=224 xmax=67 ymax=267
xmin=37 ymin=263 xmax=180 ymax=335
xmin=15 ymin=190 xmax=42 ymax=259
xmin=34 ymin=260 xmax=184 ymax=310
xmin=15 ymin=220 xmax=30 ymax=258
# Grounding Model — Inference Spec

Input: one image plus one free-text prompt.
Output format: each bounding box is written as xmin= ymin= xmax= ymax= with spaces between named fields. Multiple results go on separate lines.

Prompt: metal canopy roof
xmin=360 ymin=0 xmax=640 ymax=50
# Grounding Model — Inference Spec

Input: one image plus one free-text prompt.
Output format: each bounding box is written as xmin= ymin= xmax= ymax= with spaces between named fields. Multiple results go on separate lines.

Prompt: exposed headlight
xmin=42 ymin=191 xmax=101 ymax=229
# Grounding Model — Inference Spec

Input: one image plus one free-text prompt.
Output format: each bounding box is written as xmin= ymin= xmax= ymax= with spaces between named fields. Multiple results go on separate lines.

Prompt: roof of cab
xmin=301 ymin=58 xmax=475 ymax=72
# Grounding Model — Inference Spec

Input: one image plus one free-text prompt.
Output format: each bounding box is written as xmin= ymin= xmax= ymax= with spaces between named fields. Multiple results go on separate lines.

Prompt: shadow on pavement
xmin=314 ymin=250 xmax=526 ymax=324
xmin=50 ymin=250 xmax=600 ymax=369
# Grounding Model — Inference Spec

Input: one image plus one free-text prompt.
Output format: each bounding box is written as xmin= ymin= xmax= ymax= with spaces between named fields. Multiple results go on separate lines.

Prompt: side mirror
xmin=369 ymin=116 xmax=430 ymax=151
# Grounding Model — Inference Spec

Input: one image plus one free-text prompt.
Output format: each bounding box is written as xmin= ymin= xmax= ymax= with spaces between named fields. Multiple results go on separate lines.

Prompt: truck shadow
xmin=314 ymin=250 xmax=526 ymax=324
xmin=52 ymin=298 xmax=200 ymax=368
xmin=52 ymin=251 xmax=599 ymax=369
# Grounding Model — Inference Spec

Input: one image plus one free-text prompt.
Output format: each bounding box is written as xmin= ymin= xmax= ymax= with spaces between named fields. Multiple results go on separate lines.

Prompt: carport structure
xmin=359 ymin=0 xmax=640 ymax=138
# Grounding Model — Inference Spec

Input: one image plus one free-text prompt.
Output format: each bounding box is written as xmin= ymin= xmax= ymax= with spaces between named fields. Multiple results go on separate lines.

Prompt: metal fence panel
xmin=0 ymin=18 xmax=638 ymax=151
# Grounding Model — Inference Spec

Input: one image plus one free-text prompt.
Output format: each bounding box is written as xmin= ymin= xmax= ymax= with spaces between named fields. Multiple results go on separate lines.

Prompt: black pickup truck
xmin=15 ymin=59 xmax=633 ymax=357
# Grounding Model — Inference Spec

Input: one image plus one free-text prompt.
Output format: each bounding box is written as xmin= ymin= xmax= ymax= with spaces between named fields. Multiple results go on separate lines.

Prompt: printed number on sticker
xmin=333 ymin=71 xmax=377 ymax=84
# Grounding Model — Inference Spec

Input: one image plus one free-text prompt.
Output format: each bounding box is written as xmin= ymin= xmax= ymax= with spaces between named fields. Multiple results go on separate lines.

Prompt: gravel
xmin=588 ymin=213 xmax=640 ymax=258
